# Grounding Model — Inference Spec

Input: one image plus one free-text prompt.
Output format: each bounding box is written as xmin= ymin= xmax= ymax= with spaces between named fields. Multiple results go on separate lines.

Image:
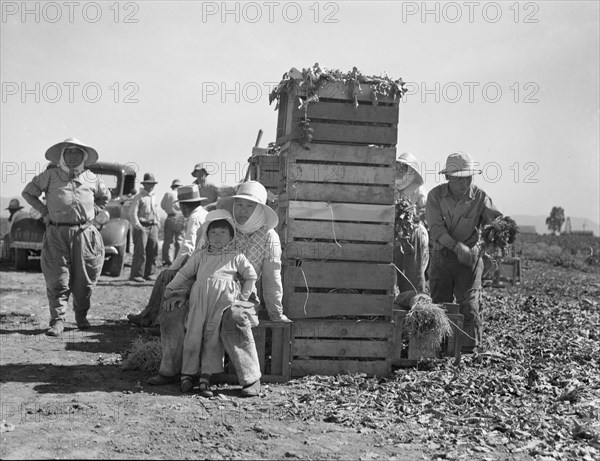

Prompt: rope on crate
xmin=300 ymin=265 xmax=309 ymax=316
xmin=325 ymin=202 xmax=342 ymax=248
xmin=389 ymin=262 xmax=417 ymax=293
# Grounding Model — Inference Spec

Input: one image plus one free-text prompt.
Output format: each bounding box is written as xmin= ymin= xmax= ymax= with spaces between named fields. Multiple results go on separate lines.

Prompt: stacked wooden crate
xmin=273 ymin=78 xmax=401 ymax=377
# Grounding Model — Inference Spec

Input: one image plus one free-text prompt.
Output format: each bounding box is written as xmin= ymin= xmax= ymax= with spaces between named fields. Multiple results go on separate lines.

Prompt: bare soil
xmin=0 ymin=260 xmax=425 ymax=460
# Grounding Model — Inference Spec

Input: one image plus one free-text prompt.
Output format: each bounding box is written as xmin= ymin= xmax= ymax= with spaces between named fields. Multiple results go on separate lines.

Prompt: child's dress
xmin=167 ymin=245 xmax=257 ymax=376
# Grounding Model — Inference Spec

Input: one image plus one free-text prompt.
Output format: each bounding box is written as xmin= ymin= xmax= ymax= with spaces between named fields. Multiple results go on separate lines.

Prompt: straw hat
xmin=439 ymin=152 xmax=482 ymax=177
xmin=202 ymin=209 xmax=236 ymax=241
xmin=45 ymin=137 xmax=99 ymax=165
xmin=140 ymin=173 xmax=158 ymax=184
xmin=6 ymin=199 xmax=24 ymax=211
xmin=170 ymin=179 xmax=183 ymax=189
xmin=175 ymin=185 xmax=208 ymax=203
xmin=217 ymin=181 xmax=279 ymax=230
xmin=396 ymin=152 xmax=423 ymax=184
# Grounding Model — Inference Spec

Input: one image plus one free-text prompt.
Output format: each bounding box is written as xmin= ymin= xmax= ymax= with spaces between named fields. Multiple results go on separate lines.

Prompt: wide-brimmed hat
xmin=396 ymin=152 xmax=423 ymax=185
xmin=170 ymin=179 xmax=183 ymax=189
xmin=202 ymin=209 xmax=236 ymax=241
xmin=141 ymin=173 xmax=158 ymax=184
xmin=6 ymin=199 xmax=24 ymax=211
xmin=175 ymin=185 xmax=208 ymax=203
xmin=45 ymin=137 xmax=99 ymax=165
xmin=439 ymin=152 xmax=482 ymax=177
xmin=217 ymin=181 xmax=279 ymax=230
xmin=191 ymin=163 xmax=210 ymax=176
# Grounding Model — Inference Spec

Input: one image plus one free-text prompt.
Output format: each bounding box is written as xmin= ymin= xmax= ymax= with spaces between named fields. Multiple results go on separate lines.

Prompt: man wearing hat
xmin=21 ymin=138 xmax=110 ymax=336
xmin=394 ymin=152 xmax=429 ymax=294
xmin=426 ymin=152 xmax=502 ymax=351
xmin=2 ymin=199 xmax=29 ymax=261
xmin=129 ymin=173 xmax=160 ymax=282
xmin=160 ymin=179 xmax=184 ymax=267
xmin=191 ymin=163 xmax=219 ymax=206
xmin=127 ymin=184 xmax=209 ymax=328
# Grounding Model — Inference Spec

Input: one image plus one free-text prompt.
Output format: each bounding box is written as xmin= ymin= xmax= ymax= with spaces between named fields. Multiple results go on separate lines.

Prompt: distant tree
xmin=546 ymin=207 xmax=565 ymax=235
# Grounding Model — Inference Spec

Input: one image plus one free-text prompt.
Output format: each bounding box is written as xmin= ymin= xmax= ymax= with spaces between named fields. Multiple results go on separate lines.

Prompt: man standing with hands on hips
xmin=160 ymin=179 xmax=184 ymax=267
xmin=22 ymin=137 xmax=110 ymax=337
xmin=129 ymin=173 xmax=160 ymax=283
xmin=426 ymin=152 xmax=502 ymax=351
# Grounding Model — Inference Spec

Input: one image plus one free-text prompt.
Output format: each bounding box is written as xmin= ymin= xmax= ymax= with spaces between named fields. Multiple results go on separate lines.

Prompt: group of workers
xmin=13 ymin=137 xmax=501 ymax=396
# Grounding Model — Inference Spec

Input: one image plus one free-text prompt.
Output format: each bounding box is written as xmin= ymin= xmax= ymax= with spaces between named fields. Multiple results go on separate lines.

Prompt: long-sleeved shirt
xmin=160 ymin=190 xmax=179 ymax=216
xmin=129 ymin=189 xmax=159 ymax=227
xmin=22 ymin=168 xmax=110 ymax=224
xmin=192 ymin=180 xmax=219 ymax=205
xmin=171 ymin=205 xmax=208 ymax=270
xmin=426 ymin=183 xmax=501 ymax=251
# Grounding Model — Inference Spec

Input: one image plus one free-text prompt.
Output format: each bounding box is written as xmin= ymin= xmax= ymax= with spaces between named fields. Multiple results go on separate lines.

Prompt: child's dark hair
xmin=207 ymin=219 xmax=234 ymax=238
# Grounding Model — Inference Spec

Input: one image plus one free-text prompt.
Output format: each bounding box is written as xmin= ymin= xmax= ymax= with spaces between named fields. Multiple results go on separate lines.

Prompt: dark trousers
xmin=131 ymin=225 xmax=159 ymax=279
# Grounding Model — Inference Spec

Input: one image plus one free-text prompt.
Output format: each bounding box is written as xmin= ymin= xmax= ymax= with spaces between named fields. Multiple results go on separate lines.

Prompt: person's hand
xmin=269 ymin=313 xmax=292 ymax=323
xmin=409 ymin=293 xmax=432 ymax=308
xmin=162 ymin=296 xmax=186 ymax=312
xmin=454 ymin=242 xmax=480 ymax=266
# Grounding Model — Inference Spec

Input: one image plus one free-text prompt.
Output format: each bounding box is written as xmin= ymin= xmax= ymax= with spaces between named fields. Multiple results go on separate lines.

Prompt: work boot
xmin=77 ymin=319 xmax=91 ymax=330
xmin=46 ymin=321 xmax=64 ymax=337
xmin=130 ymin=276 xmax=146 ymax=283
xmin=240 ymin=380 xmax=261 ymax=397
xmin=127 ymin=313 xmax=143 ymax=325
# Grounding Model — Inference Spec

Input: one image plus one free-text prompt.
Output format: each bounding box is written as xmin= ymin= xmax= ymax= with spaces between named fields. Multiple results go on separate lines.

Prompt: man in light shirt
xmin=129 ymin=173 xmax=160 ymax=283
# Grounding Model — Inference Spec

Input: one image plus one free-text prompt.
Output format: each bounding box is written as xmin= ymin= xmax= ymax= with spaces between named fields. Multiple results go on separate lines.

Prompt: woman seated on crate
xmin=393 ymin=152 xmax=429 ymax=294
xmin=148 ymin=181 xmax=291 ymax=397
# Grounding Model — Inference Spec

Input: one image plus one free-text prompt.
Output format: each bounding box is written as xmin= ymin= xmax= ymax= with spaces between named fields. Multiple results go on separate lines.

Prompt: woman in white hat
xmin=394 ymin=152 xmax=429 ymax=294
xmin=151 ymin=181 xmax=290 ymax=397
xmin=426 ymin=152 xmax=502 ymax=351
xmin=21 ymin=138 xmax=110 ymax=336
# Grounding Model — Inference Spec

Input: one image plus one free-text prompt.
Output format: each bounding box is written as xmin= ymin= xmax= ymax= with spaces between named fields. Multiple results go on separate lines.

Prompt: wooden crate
xmin=291 ymin=319 xmax=393 ymax=377
xmin=283 ymin=261 xmax=395 ymax=320
xmin=249 ymin=154 xmax=281 ymax=194
xmin=391 ymin=304 xmax=464 ymax=367
xmin=214 ymin=320 xmax=292 ymax=383
xmin=279 ymin=141 xmax=396 ymax=205
xmin=494 ymin=258 xmax=521 ymax=287
xmin=276 ymin=81 xmax=400 ymax=146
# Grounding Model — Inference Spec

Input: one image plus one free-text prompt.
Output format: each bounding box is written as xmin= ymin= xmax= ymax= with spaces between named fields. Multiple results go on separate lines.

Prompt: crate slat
xmin=304 ymin=99 xmax=399 ymax=124
xmin=285 ymin=142 xmax=396 ymax=165
xmin=286 ymin=219 xmax=393 ymax=242
xmin=293 ymin=338 xmax=390 ymax=358
xmin=291 ymin=359 xmax=391 ymax=377
xmin=285 ymin=292 xmax=393 ymax=319
xmin=285 ymin=183 xmax=393 ymax=204
xmin=284 ymin=261 xmax=395 ymax=290
xmin=284 ymin=241 xmax=393 ymax=263
xmin=289 ymin=121 xmax=397 ymax=146
xmin=292 ymin=319 xmax=393 ymax=338
xmin=292 ymin=80 xmax=400 ymax=104
xmin=288 ymin=202 xmax=394 ymax=223
xmin=289 ymin=163 xmax=393 ymax=185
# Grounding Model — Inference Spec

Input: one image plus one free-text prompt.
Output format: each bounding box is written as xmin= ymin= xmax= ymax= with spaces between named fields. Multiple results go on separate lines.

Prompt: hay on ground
xmin=121 ymin=336 xmax=162 ymax=373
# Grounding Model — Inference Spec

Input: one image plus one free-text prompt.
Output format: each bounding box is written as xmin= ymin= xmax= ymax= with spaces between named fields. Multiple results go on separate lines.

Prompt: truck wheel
xmin=107 ymin=244 xmax=125 ymax=277
xmin=15 ymin=249 xmax=29 ymax=270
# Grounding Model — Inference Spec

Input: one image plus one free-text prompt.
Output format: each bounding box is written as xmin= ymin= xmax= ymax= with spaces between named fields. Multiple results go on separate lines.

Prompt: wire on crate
xmin=325 ymin=202 xmax=342 ymax=248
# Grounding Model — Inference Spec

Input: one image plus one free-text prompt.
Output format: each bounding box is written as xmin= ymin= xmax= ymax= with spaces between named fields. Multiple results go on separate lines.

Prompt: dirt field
xmin=1 ymin=256 xmax=598 ymax=460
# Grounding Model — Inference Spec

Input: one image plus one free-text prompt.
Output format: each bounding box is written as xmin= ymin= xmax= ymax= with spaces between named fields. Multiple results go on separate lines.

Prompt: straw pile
xmin=121 ymin=336 xmax=162 ymax=373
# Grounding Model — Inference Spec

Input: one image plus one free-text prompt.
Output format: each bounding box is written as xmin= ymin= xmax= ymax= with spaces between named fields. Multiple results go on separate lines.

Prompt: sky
xmin=1 ymin=0 xmax=599 ymax=228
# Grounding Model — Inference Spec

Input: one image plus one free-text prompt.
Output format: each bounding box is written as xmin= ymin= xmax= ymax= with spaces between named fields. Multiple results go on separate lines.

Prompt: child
xmin=165 ymin=209 xmax=258 ymax=396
